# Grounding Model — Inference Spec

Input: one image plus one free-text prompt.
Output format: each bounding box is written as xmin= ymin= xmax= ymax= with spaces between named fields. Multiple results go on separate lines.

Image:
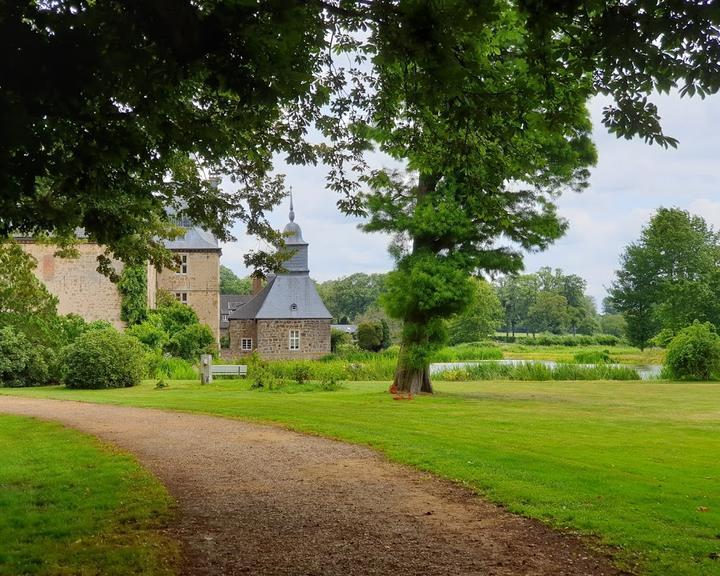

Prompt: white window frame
xmin=241 ymin=338 xmax=253 ymax=351
xmin=175 ymin=291 xmax=188 ymax=304
xmin=289 ymin=330 xmax=300 ymax=351
xmin=176 ymin=254 xmax=188 ymax=275
xmin=221 ymin=314 xmax=229 ymax=322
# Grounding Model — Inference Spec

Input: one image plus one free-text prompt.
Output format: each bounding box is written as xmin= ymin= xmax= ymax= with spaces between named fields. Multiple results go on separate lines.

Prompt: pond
xmin=429 ymin=359 xmax=663 ymax=380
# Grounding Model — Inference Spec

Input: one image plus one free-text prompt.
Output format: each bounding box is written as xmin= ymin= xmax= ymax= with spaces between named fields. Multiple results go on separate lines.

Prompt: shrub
xmin=166 ymin=324 xmax=216 ymax=361
xmin=664 ymin=322 xmax=720 ymax=380
xmin=318 ymin=365 xmax=346 ymax=390
xmin=63 ymin=328 xmax=145 ymax=389
xmin=330 ymin=329 xmax=351 ymax=352
xmin=155 ymin=299 xmax=199 ymax=335
xmin=127 ymin=320 xmax=169 ymax=351
xmin=0 ymin=326 xmax=51 ymax=387
xmin=149 ymin=355 xmax=197 ymax=380
xmin=650 ymin=328 xmax=675 ymax=348
xmin=357 ymin=321 xmax=384 ymax=351
xmin=573 ymin=350 xmax=612 ymax=364
xmin=291 ymin=364 xmax=312 ymax=385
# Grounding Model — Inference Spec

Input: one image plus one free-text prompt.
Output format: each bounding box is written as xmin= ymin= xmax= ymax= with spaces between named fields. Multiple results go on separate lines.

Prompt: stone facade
xmin=156 ymin=251 xmax=220 ymax=341
xmin=228 ymin=318 xmax=331 ymax=360
xmin=19 ymin=241 xmax=220 ymax=340
xmin=20 ymin=242 xmax=127 ymax=329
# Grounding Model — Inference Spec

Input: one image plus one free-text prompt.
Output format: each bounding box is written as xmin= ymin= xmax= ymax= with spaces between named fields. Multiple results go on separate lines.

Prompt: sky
xmin=220 ymin=92 xmax=720 ymax=308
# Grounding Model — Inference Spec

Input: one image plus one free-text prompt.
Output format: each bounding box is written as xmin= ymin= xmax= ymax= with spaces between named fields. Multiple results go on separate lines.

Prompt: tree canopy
xmin=220 ymin=266 xmax=251 ymax=295
xmin=609 ymin=208 xmax=720 ymax=349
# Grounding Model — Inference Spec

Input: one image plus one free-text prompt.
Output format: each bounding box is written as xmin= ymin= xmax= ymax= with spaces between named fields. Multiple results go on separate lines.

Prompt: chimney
xmin=252 ymin=276 xmax=263 ymax=295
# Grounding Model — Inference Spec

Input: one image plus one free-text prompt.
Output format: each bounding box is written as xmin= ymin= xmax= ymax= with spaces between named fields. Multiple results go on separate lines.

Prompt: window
xmin=174 ymin=292 xmax=188 ymax=304
xmin=290 ymin=303 xmax=298 ymax=311
xmin=241 ymin=338 xmax=253 ymax=351
xmin=289 ymin=330 xmax=300 ymax=351
xmin=221 ymin=314 xmax=228 ymax=322
xmin=176 ymin=254 xmax=188 ymax=275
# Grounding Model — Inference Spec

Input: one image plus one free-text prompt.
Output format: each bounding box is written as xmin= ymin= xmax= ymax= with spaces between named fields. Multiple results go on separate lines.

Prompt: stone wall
xmin=256 ymin=319 xmax=331 ymax=360
xmin=20 ymin=242 xmax=126 ymax=329
xmin=156 ymin=251 xmax=220 ymax=341
xmin=226 ymin=319 xmax=257 ymax=359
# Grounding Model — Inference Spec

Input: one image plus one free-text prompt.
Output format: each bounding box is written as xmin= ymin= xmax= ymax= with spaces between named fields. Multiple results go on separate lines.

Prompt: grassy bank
xmin=2 ymin=379 xmax=718 ymax=575
xmin=0 ymin=414 xmax=177 ymax=575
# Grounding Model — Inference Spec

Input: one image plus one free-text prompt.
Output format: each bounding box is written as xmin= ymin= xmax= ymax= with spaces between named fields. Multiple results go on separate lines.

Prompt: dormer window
xmin=290 ymin=303 xmax=298 ymax=311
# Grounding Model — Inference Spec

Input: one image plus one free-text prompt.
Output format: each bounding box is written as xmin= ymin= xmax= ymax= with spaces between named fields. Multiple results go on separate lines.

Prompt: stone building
xmin=18 ymin=222 xmax=221 ymax=340
xmin=227 ymin=201 xmax=332 ymax=360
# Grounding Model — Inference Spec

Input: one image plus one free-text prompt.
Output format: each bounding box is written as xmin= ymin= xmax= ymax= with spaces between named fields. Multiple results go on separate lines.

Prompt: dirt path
xmin=0 ymin=396 xmax=622 ymax=576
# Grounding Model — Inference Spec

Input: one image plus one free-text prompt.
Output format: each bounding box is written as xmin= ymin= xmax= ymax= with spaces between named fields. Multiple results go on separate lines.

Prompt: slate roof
xmin=164 ymin=226 xmax=220 ymax=252
xmin=228 ymin=275 xmax=331 ymax=320
xmin=331 ymin=324 xmax=358 ymax=334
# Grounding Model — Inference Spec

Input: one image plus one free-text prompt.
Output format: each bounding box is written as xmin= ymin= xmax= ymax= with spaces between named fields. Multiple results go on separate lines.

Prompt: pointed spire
xmin=289 ymin=189 xmax=295 ymax=223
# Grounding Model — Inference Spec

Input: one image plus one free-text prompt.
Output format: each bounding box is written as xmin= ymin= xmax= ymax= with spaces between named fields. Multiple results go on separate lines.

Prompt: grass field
xmin=500 ymin=343 xmax=665 ymax=365
xmin=2 ymin=378 xmax=718 ymax=575
xmin=0 ymin=414 xmax=177 ymax=575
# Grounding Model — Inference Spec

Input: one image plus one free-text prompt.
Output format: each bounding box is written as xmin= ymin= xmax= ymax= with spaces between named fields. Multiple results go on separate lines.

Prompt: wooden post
xmin=200 ymin=354 xmax=213 ymax=384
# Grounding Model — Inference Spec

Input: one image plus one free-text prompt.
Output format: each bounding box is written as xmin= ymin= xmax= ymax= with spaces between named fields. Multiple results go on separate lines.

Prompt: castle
xmin=225 ymin=199 xmax=331 ymax=359
xmin=18 ymin=224 xmax=222 ymax=340
xmin=18 ymin=201 xmax=331 ymax=360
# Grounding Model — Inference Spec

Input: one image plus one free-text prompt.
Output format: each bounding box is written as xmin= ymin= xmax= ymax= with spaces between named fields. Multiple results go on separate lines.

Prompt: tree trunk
xmin=392 ymin=342 xmax=433 ymax=394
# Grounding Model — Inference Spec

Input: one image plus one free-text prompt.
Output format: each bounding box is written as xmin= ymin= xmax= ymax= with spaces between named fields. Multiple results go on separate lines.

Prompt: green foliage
xmin=598 ymin=314 xmax=626 ymax=338
xmin=650 ymin=328 xmax=676 ymax=349
xmin=610 ymin=208 xmax=720 ymax=349
xmin=356 ymin=321 xmax=385 ymax=352
xmin=330 ymin=328 xmax=351 ymax=352
xmin=64 ymin=328 xmax=145 ymax=389
xmin=155 ymin=299 xmax=199 ymax=335
xmin=447 ymin=278 xmax=503 ymax=345
xmin=0 ymin=240 xmax=60 ymax=346
xmin=148 ymin=355 xmax=197 ymax=380
xmin=291 ymin=364 xmax=312 ymax=385
xmin=318 ymin=365 xmax=345 ymax=391
xmin=494 ymin=334 xmax=620 ymax=347
xmin=126 ymin=320 xmax=169 ymax=351
xmin=118 ymin=265 xmax=148 ymax=325
xmin=316 ymin=273 xmax=387 ymax=322
xmin=0 ymin=326 xmax=51 ymax=387
xmin=573 ymin=350 xmax=612 ymax=364
xmin=437 ymin=362 xmax=639 ymax=381
xmin=166 ymin=324 xmax=216 ymax=361
xmin=526 ymin=292 xmax=570 ymax=335
xmin=220 ymin=266 xmax=251 ymax=295
xmin=664 ymin=322 xmax=720 ymax=381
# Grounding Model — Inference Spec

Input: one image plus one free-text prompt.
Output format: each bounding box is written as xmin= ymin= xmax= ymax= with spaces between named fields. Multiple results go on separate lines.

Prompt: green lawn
xmin=2 ymin=379 xmax=719 ymax=575
xmin=0 ymin=414 xmax=177 ymax=575
xmin=500 ymin=343 xmax=665 ymax=365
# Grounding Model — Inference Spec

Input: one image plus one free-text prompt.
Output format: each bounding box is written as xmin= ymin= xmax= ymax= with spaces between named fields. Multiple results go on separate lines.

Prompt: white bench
xmin=210 ymin=365 xmax=248 ymax=378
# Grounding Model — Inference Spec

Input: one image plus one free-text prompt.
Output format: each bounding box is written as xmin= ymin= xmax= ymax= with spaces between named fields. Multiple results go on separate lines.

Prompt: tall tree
xmin=609 ymin=208 xmax=720 ymax=348
xmin=526 ymin=292 xmax=570 ymax=335
xmin=447 ymin=279 xmax=503 ymax=345
xmin=0 ymin=1 xmax=332 ymax=273
xmin=316 ymin=273 xmax=387 ymax=322
xmin=220 ymin=266 xmax=251 ymax=295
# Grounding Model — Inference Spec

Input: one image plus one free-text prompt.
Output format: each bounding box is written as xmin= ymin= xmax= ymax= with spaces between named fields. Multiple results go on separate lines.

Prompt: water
xmin=429 ymin=359 xmax=662 ymax=380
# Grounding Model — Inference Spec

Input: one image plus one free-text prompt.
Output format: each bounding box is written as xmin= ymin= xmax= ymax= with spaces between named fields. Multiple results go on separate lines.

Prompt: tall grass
xmin=435 ymin=361 xmax=640 ymax=381
xmin=151 ymin=357 xmax=197 ymax=380
xmin=245 ymin=343 xmax=504 ymax=383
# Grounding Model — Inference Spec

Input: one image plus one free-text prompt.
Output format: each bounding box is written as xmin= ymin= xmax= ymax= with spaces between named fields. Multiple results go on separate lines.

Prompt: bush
xmin=291 ymin=364 xmax=312 ymax=385
xmin=664 ymin=322 xmax=720 ymax=380
xmin=0 ymin=326 xmax=51 ymax=387
xmin=573 ymin=350 xmax=612 ymax=364
xmin=64 ymin=328 xmax=145 ymax=389
xmin=166 ymin=324 xmax=216 ymax=361
xmin=330 ymin=328 xmax=351 ymax=352
xmin=650 ymin=328 xmax=675 ymax=348
xmin=357 ymin=321 xmax=385 ymax=351
xmin=126 ymin=320 xmax=169 ymax=351
xmin=318 ymin=365 xmax=346 ymax=391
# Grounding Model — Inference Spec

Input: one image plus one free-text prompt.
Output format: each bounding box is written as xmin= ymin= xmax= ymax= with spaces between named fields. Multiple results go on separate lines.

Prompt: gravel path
xmin=0 ymin=396 xmax=622 ymax=576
